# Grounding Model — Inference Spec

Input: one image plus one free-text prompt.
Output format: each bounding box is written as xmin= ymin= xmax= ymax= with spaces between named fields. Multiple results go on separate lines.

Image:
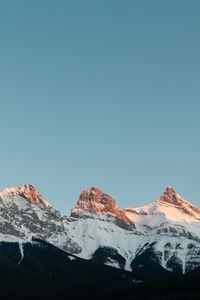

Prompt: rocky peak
xmin=159 ymin=186 xmax=181 ymax=205
xmin=159 ymin=186 xmax=184 ymax=206
xmin=71 ymin=187 xmax=135 ymax=230
xmin=158 ymin=186 xmax=200 ymax=217
xmin=164 ymin=186 xmax=177 ymax=196
xmin=72 ymin=187 xmax=119 ymax=213
xmin=1 ymin=184 xmax=51 ymax=208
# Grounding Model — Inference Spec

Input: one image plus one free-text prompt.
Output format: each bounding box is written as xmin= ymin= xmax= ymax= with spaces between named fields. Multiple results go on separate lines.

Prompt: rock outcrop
xmin=71 ymin=187 xmax=136 ymax=230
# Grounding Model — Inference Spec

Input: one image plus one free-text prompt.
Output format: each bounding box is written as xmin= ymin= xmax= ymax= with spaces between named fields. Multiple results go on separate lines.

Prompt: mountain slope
xmin=0 ymin=239 xmax=135 ymax=300
xmin=70 ymin=186 xmax=200 ymax=273
xmin=0 ymin=184 xmax=81 ymax=253
xmin=0 ymin=184 xmax=200 ymax=276
xmin=0 ymin=239 xmax=199 ymax=300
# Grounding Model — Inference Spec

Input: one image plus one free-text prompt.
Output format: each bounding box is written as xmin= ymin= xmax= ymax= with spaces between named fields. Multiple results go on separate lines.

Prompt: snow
xmin=0 ymin=233 xmax=26 ymax=243
xmin=124 ymin=198 xmax=200 ymax=234
xmin=152 ymin=236 xmax=200 ymax=273
xmin=0 ymin=185 xmax=51 ymax=208
xmin=0 ymin=184 xmax=200 ymax=274
xmin=68 ymin=255 xmax=77 ymax=261
xmin=18 ymin=243 xmax=24 ymax=264
xmin=66 ymin=193 xmax=200 ymax=272
xmin=66 ymin=215 xmax=200 ymax=273
xmin=67 ymin=217 xmax=148 ymax=270
xmin=104 ymin=258 xmax=121 ymax=269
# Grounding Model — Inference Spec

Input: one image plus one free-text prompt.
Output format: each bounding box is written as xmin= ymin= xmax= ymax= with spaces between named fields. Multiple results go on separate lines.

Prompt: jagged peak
xmin=158 ymin=186 xmax=186 ymax=206
xmin=164 ymin=186 xmax=177 ymax=196
xmin=71 ymin=187 xmax=135 ymax=229
xmin=71 ymin=187 xmax=119 ymax=213
xmin=157 ymin=186 xmax=200 ymax=217
xmin=1 ymin=184 xmax=51 ymax=208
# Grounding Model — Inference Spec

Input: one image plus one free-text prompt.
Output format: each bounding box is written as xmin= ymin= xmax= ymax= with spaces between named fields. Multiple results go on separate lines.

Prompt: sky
xmin=0 ymin=0 xmax=199 ymax=214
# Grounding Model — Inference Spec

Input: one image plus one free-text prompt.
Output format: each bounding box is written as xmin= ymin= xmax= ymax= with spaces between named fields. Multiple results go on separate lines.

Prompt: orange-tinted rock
xmin=71 ymin=187 xmax=135 ymax=230
xmin=3 ymin=184 xmax=51 ymax=207
xmin=158 ymin=186 xmax=200 ymax=216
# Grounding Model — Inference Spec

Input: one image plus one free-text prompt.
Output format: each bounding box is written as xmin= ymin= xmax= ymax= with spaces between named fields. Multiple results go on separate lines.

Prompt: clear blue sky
xmin=0 ymin=0 xmax=199 ymax=214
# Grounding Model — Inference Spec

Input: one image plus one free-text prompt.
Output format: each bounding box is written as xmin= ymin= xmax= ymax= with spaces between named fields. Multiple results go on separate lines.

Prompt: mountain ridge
xmin=0 ymin=184 xmax=51 ymax=208
xmin=0 ymin=184 xmax=200 ymax=275
xmin=1 ymin=184 xmax=199 ymax=219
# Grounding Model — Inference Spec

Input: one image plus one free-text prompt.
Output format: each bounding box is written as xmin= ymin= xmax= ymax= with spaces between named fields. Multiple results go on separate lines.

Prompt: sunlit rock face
xmin=0 ymin=184 xmax=82 ymax=254
xmin=1 ymin=184 xmax=51 ymax=207
xmin=0 ymin=184 xmax=200 ymax=275
xmin=71 ymin=187 xmax=136 ymax=230
xmin=158 ymin=186 xmax=200 ymax=218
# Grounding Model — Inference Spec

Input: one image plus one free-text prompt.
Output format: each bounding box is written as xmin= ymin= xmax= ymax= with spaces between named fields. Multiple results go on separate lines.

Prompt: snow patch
xmin=68 ymin=255 xmax=76 ymax=261
xmin=18 ymin=243 xmax=24 ymax=264
xmin=104 ymin=258 xmax=121 ymax=269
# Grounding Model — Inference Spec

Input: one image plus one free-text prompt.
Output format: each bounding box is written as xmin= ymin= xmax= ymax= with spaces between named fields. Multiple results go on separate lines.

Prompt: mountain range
xmin=0 ymin=184 xmax=200 ymax=299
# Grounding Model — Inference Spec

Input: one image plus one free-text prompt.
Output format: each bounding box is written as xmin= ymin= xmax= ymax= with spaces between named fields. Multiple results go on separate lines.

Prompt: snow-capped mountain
xmin=0 ymin=184 xmax=200 ymax=275
xmin=71 ymin=186 xmax=135 ymax=230
xmin=0 ymin=184 xmax=81 ymax=253
xmin=0 ymin=184 xmax=51 ymax=207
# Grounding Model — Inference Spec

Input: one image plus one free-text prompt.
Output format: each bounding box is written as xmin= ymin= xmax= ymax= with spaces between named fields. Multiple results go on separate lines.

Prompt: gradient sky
xmin=0 ymin=0 xmax=199 ymax=214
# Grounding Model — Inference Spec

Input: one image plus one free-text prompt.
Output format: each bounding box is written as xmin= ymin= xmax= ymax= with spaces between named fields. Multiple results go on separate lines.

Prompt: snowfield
xmin=0 ymin=184 xmax=200 ymax=273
